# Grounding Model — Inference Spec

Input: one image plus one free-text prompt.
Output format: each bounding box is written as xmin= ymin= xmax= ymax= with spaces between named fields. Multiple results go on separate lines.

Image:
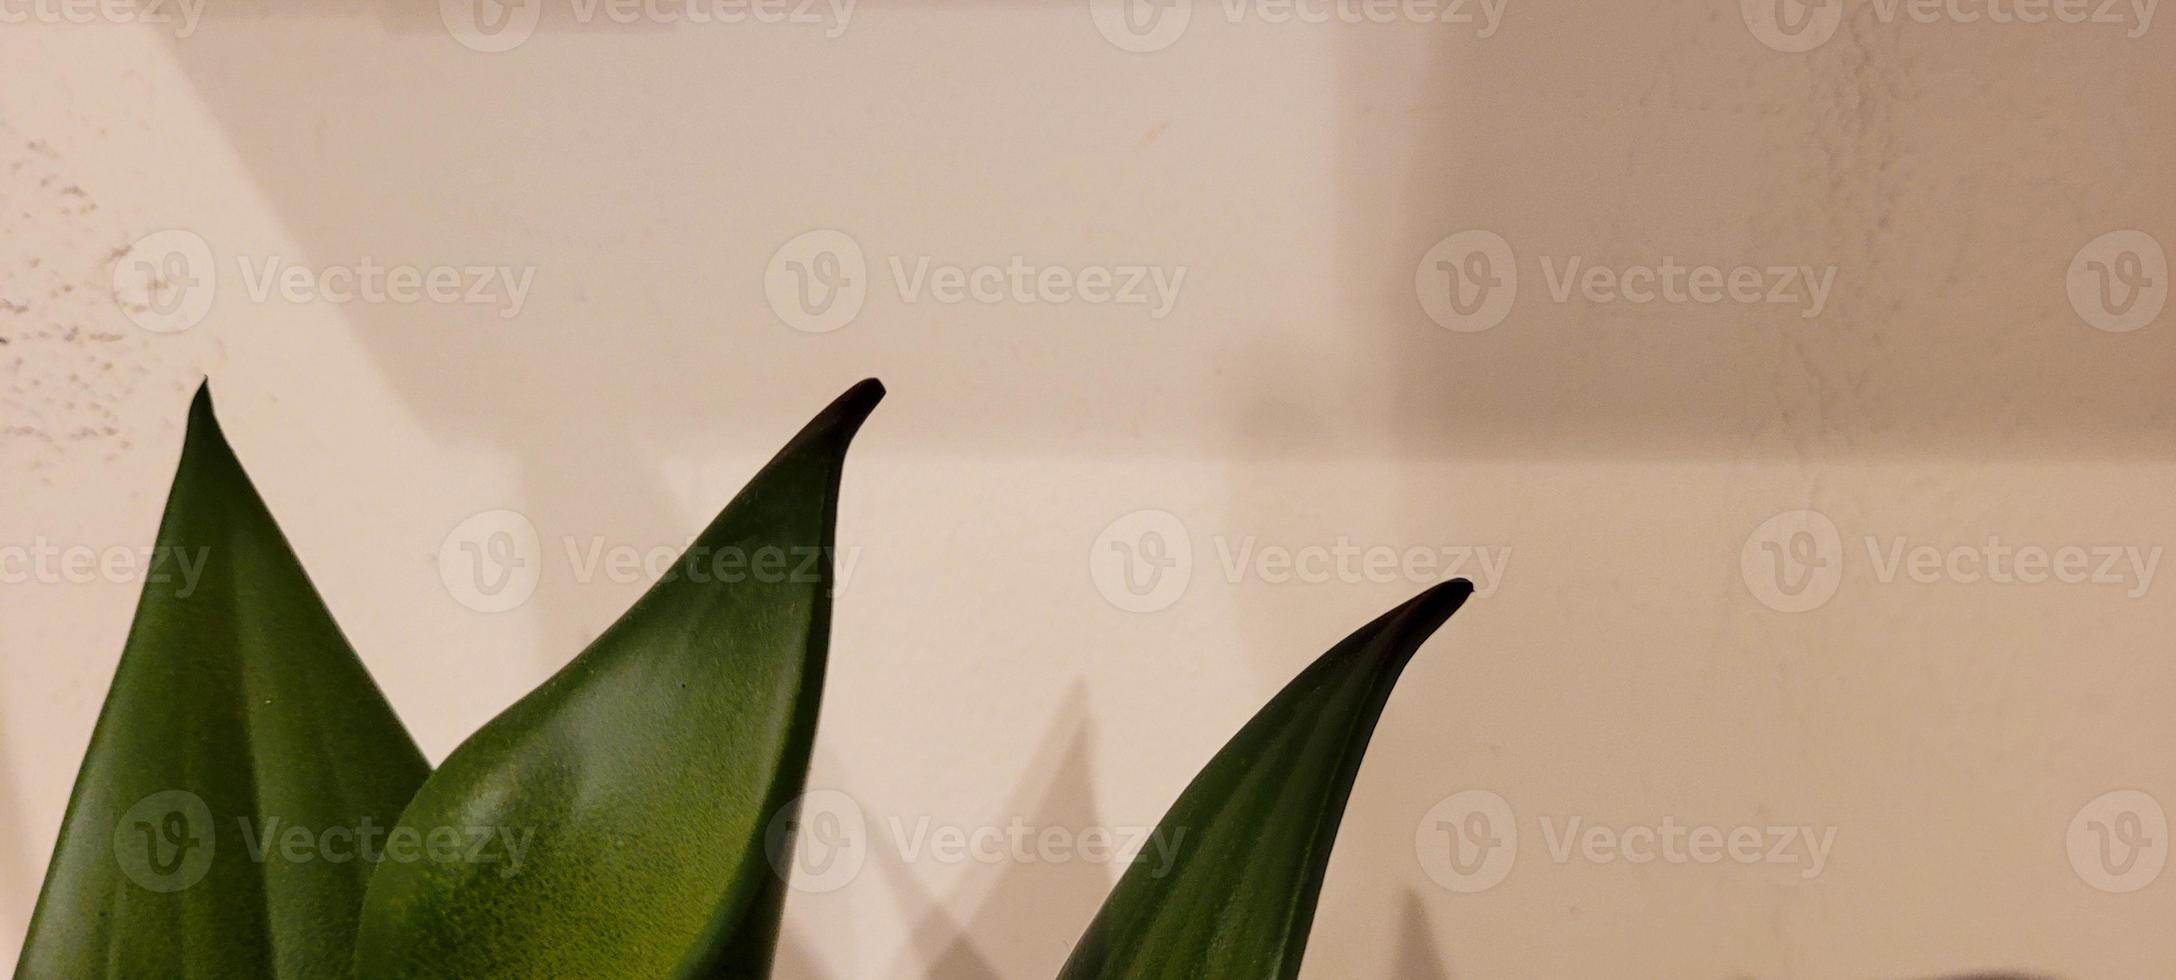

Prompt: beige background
xmin=4 ymin=1 xmax=2175 ymax=976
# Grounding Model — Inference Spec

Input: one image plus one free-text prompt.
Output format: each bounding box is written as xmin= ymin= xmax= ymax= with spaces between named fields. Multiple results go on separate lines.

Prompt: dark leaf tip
xmin=829 ymin=377 xmax=885 ymax=425
xmin=786 ymin=378 xmax=886 ymax=452
xmin=181 ymin=379 xmax=238 ymax=464
xmin=1404 ymin=578 xmax=1475 ymax=625
xmin=1366 ymin=579 xmax=1473 ymax=672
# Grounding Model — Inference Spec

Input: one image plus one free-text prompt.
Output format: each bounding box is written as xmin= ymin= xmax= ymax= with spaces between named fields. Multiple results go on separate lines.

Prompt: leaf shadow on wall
xmin=879 ymin=684 xmax=1110 ymax=979
xmin=1393 ymin=889 xmax=1457 ymax=979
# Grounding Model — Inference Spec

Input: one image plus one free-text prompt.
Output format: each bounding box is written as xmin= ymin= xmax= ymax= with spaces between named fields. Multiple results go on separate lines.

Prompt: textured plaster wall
xmin=2 ymin=3 xmax=2173 ymax=976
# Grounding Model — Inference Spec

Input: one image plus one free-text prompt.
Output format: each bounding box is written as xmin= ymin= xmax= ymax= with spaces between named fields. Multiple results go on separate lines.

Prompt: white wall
xmin=3 ymin=2 xmax=2174 ymax=975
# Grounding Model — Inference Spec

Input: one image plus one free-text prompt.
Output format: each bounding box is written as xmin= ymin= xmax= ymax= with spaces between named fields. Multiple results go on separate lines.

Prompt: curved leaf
xmin=1058 ymin=580 xmax=1473 ymax=980
xmin=352 ymin=379 xmax=883 ymax=979
xmin=14 ymin=385 xmax=430 ymax=980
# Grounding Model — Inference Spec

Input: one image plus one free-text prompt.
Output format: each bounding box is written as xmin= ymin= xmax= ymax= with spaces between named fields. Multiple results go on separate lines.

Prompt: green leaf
xmin=14 ymin=385 xmax=431 ymax=980
xmin=352 ymin=379 xmax=884 ymax=980
xmin=1058 ymin=580 xmax=1474 ymax=980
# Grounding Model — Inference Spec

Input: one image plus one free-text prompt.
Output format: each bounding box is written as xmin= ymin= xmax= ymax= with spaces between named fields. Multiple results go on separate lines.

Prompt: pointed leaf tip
xmin=814 ymin=377 xmax=884 ymax=436
xmin=353 ymin=378 xmax=883 ymax=980
xmin=1058 ymin=582 xmax=1472 ymax=980
xmin=764 ymin=379 xmax=883 ymax=469
xmin=19 ymin=380 xmax=428 ymax=980
xmin=174 ymin=382 xmax=248 ymax=490
xmin=843 ymin=376 xmax=885 ymax=405
xmin=1385 ymin=578 xmax=1474 ymax=648
xmin=187 ymin=380 xmax=215 ymax=426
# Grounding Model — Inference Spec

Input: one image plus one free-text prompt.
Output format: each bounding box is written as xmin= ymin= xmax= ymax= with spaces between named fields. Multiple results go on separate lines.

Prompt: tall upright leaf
xmin=14 ymin=385 xmax=430 ymax=980
xmin=1059 ymin=580 xmax=1474 ymax=980
xmin=352 ymin=380 xmax=884 ymax=979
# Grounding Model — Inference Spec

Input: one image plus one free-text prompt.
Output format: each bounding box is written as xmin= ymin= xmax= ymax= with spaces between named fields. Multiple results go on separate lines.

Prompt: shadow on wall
xmin=880 ymin=683 xmax=1112 ymax=978
xmin=1299 ymin=9 xmax=2161 ymax=977
xmin=1394 ymin=889 xmax=1457 ymax=978
xmin=1361 ymin=4 xmax=2176 ymax=462
xmin=149 ymin=5 xmax=906 ymax=675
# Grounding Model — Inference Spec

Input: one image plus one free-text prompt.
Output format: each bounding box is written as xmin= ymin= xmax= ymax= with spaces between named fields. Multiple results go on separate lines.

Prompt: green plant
xmin=14 ymin=380 xmax=1471 ymax=980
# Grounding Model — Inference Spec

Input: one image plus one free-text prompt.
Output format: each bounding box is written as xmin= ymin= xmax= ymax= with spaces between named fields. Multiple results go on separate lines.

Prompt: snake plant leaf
xmin=351 ymin=379 xmax=884 ymax=980
xmin=1058 ymin=579 xmax=1474 ymax=980
xmin=14 ymin=384 xmax=430 ymax=980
